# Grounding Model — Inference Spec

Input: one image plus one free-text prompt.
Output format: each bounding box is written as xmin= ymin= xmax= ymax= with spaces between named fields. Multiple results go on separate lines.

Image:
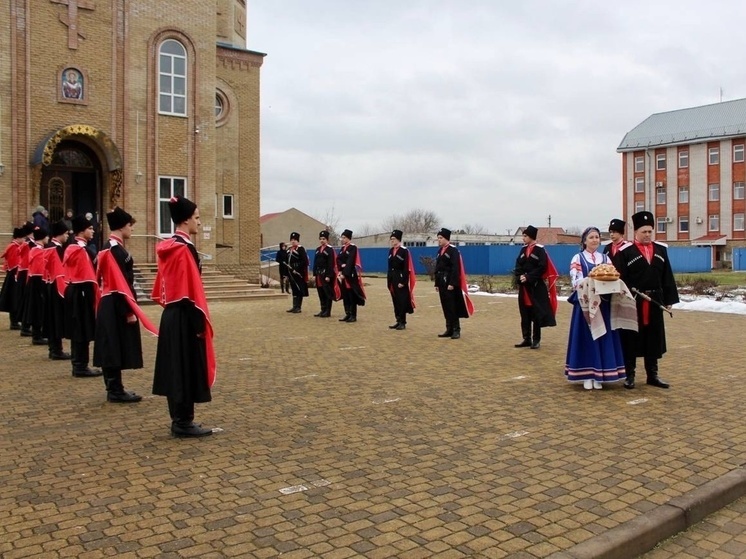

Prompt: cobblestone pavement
xmin=1 ymin=277 xmax=745 ymax=558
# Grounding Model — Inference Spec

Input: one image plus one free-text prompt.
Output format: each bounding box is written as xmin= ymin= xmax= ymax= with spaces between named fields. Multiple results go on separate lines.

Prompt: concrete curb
xmin=547 ymin=466 xmax=746 ymax=559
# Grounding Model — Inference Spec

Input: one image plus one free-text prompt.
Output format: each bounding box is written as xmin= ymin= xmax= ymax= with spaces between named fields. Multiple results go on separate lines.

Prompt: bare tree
xmin=356 ymin=223 xmax=376 ymax=237
xmin=381 ymin=209 xmax=440 ymax=233
xmin=316 ymin=205 xmax=341 ymax=245
xmin=461 ymin=223 xmax=489 ymax=235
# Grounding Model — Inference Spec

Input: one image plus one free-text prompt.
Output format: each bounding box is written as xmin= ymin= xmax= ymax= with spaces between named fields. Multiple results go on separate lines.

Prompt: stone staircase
xmin=133 ymin=263 xmax=287 ymax=304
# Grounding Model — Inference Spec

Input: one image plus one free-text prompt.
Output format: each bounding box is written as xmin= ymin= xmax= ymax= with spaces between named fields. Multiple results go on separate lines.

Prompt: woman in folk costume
xmin=285 ymin=232 xmax=309 ymax=313
xmin=94 ymin=207 xmax=158 ymax=403
xmin=564 ymin=226 xmax=631 ymax=390
xmin=0 ymin=227 xmax=24 ymax=330
xmin=151 ymin=196 xmax=215 ymax=438
xmin=336 ymin=229 xmax=366 ymax=322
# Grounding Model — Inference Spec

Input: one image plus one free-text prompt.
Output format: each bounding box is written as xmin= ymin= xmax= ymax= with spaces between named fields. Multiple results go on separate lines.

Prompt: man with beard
xmin=312 ymin=230 xmax=339 ymax=318
xmin=612 ymin=211 xmax=679 ymax=389
xmin=387 ymin=229 xmax=416 ymax=330
xmin=513 ymin=225 xmax=558 ymax=349
xmin=337 ymin=229 xmax=366 ymax=322
xmin=94 ymin=207 xmax=158 ymax=403
xmin=45 ymin=220 xmax=71 ymax=360
xmin=434 ymin=228 xmax=473 ymax=339
xmin=285 ymin=232 xmax=309 ymax=314
xmin=152 ymin=196 xmax=215 ymax=438
xmin=63 ymin=215 xmax=102 ymax=378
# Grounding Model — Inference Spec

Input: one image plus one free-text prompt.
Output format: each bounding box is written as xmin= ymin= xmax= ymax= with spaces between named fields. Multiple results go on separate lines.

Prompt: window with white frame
xmin=656 ymin=187 xmax=666 ymax=205
xmin=734 ymin=182 xmax=745 ymax=200
xmin=734 ymin=213 xmax=745 ymax=231
xmin=708 ymin=183 xmax=720 ymax=201
xmin=735 ymin=144 xmax=745 ymax=163
xmin=158 ymin=176 xmax=186 ymax=235
xmin=634 ymin=156 xmax=644 ymax=173
xmin=656 ymin=154 xmax=666 ymax=170
xmin=634 ymin=177 xmax=644 ymax=193
xmin=678 ymin=186 xmax=689 ymax=203
xmin=158 ymin=39 xmax=187 ymax=115
xmin=709 ymin=147 xmax=720 ymax=165
xmin=679 ymin=216 xmax=689 ymax=233
xmin=222 ymin=194 xmax=234 ymax=218
xmin=678 ymin=150 xmax=689 ymax=168
xmin=656 ymin=217 xmax=666 ymax=233
xmin=634 ymin=201 xmax=645 ymax=213
xmin=709 ymin=214 xmax=719 ymax=231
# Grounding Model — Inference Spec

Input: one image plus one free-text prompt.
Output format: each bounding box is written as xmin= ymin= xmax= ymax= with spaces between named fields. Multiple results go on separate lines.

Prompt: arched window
xmin=158 ymin=39 xmax=187 ymax=116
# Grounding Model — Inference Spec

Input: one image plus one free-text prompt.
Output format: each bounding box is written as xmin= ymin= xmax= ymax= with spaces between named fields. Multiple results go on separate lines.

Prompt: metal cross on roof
xmin=50 ymin=0 xmax=95 ymax=50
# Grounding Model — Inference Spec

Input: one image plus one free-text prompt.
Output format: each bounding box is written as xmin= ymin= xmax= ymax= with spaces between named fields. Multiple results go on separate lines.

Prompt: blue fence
xmin=262 ymin=245 xmax=713 ymax=275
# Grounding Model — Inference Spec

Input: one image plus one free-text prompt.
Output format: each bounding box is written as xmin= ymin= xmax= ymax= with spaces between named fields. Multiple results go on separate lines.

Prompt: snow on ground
xmin=469 ymin=290 xmax=746 ymax=316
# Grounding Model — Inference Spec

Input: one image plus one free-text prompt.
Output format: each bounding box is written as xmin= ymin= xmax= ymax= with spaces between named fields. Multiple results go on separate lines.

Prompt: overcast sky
xmin=249 ymin=1 xmax=746 ymax=236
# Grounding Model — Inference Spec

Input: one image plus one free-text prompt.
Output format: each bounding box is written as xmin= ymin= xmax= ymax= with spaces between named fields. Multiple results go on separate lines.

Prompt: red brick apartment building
xmin=0 ymin=0 xmax=264 ymax=277
xmin=618 ymin=98 xmax=746 ymax=267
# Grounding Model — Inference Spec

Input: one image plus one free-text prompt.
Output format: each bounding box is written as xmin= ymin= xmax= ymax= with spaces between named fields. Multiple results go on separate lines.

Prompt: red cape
xmin=16 ymin=241 xmax=30 ymax=276
xmin=151 ymin=237 xmax=215 ymax=388
xmin=27 ymin=244 xmax=47 ymax=280
xmin=458 ymin=253 xmax=474 ymax=316
xmin=544 ymin=254 xmax=559 ymax=316
xmin=2 ymin=241 xmax=20 ymax=272
xmin=63 ymin=242 xmax=100 ymax=306
xmin=388 ymin=247 xmax=417 ymax=310
xmin=97 ymin=248 xmax=158 ymax=336
xmin=340 ymin=243 xmax=367 ymax=300
xmin=45 ymin=244 xmax=67 ymax=298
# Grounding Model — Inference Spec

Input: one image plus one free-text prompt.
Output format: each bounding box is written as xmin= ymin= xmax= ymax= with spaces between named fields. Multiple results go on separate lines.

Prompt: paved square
xmin=1 ymin=278 xmax=744 ymax=558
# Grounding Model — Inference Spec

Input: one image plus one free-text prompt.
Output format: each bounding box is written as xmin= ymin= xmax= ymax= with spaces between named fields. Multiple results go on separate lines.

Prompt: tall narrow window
xmin=634 ymin=201 xmax=645 ymax=213
xmin=679 ymin=216 xmax=689 ymax=233
xmin=708 ymin=183 xmax=720 ymax=201
xmin=734 ymin=144 xmax=745 ymax=163
xmin=634 ymin=156 xmax=644 ymax=172
xmin=734 ymin=182 xmax=745 ymax=200
xmin=159 ymin=177 xmax=187 ymax=235
xmin=656 ymin=154 xmax=666 ymax=170
xmin=222 ymin=194 xmax=234 ymax=218
xmin=734 ymin=213 xmax=745 ymax=231
xmin=159 ymin=40 xmax=187 ymax=115
xmin=709 ymin=147 xmax=720 ymax=165
xmin=656 ymin=187 xmax=666 ymax=205
xmin=678 ymin=150 xmax=688 ymax=168
xmin=678 ymin=186 xmax=689 ymax=203
xmin=656 ymin=217 xmax=666 ymax=233
xmin=709 ymin=214 xmax=719 ymax=231
xmin=634 ymin=177 xmax=644 ymax=193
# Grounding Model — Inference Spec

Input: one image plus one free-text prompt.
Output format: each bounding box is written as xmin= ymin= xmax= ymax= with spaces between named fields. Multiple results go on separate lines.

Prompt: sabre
xmin=630 ymin=287 xmax=673 ymax=317
xmin=280 ymin=260 xmax=302 ymax=292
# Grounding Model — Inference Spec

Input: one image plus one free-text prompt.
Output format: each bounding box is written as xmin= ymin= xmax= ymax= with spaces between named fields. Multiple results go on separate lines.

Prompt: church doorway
xmin=40 ymin=141 xmax=103 ymax=247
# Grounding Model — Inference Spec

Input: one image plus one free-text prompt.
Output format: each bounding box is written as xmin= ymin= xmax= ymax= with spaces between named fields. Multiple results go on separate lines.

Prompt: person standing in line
xmin=611 ymin=211 xmax=679 ymax=390
xmin=152 ymin=196 xmax=215 ymax=438
xmin=336 ymin=229 xmax=366 ymax=323
xmin=285 ymin=232 xmax=309 ymax=313
xmin=63 ymin=215 xmax=102 ymax=378
xmin=513 ymin=225 xmax=558 ymax=349
xmin=94 ymin=207 xmax=159 ymax=403
xmin=0 ymin=227 xmax=24 ymax=330
xmin=604 ymin=218 xmax=629 ymax=258
xmin=387 ymin=229 xmax=416 ymax=330
xmin=275 ymin=242 xmax=289 ymax=294
xmin=312 ymin=230 xmax=339 ymax=318
xmin=44 ymin=220 xmax=71 ymax=360
xmin=434 ymin=228 xmax=473 ymax=339
xmin=564 ymin=226 xmax=633 ymax=390
xmin=23 ymin=226 xmax=50 ymax=346
xmin=17 ymin=222 xmax=35 ymax=337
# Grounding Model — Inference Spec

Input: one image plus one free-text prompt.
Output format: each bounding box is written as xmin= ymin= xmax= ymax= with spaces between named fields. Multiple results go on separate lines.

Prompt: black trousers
xmin=438 ymin=288 xmax=460 ymax=331
xmin=619 ymin=330 xmax=659 ymax=379
xmin=518 ymin=300 xmax=540 ymax=342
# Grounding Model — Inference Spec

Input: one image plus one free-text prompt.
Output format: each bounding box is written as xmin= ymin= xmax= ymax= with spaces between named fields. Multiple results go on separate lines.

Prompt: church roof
xmin=618 ymin=97 xmax=746 ymax=152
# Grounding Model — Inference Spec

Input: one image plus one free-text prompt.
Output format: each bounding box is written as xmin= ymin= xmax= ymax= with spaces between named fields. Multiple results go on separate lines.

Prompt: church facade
xmin=0 ymin=0 xmax=264 ymax=275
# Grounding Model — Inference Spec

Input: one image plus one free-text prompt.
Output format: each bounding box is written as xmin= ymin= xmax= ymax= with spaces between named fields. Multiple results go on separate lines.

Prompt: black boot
xmin=438 ymin=321 xmax=453 ymax=337
xmin=169 ymin=399 xmax=212 ymax=438
xmin=389 ymin=316 xmax=400 ymax=329
xmin=104 ymin=368 xmax=142 ymax=403
xmin=530 ymin=325 xmax=541 ymax=349
xmin=72 ymin=342 xmax=102 ymax=377
xmin=287 ymin=296 xmax=298 ymax=312
xmin=339 ymin=304 xmax=351 ymax=321
xmin=645 ymin=357 xmax=669 ymax=388
xmin=514 ymin=339 xmax=531 ymax=347
xmin=395 ymin=317 xmax=406 ymax=330
xmin=291 ymin=297 xmax=302 ymax=313
xmin=515 ymin=322 xmax=532 ymax=347
xmin=347 ymin=305 xmax=357 ymax=323
xmin=451 ymin=319 xmax=461 ymax=339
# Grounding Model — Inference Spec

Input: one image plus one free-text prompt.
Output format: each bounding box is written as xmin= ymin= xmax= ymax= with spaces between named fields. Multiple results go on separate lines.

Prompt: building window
xmin=678 ymin=186 xmax=689 ymax=203
xmin=634 ymin=201 xmax=645 ymax=213
xmin=735 ymin=182 xmax=745 ymax=200
xmin=708 ymin=183 xmax=720 ymax=201
xmin=634 ymin=177 xmax=644 ymax=193
xmin=634 ymin=156 xmax=644 ymax=172
xmin=709 ymin=147 xmax=720 ymax=165
xmin=679 ymin=216 xmax=689 ymax=233
xmin=735 ymin=144 xmax=745 ymax=163
xmin=734 ymin=213 xmax=745 ymax=231
xmin=222 ymin=194 xmax=234 ymax=218
xmin=678 ymin=150 xmax=689 ymax=168
xmin=656 ymin=217 xmax=666 ymax=233
xmin=656 ymin=154 xmax=666 ymax=170
xmin=158 ymin=176 xmax=186 ymax=235
xmin=709 ymin=214 xmax=719 ymax=231
xmin=158 ymin=39 xmax=187 ymax=116
xmin=656 ymin=187 xmax=666 ymax=205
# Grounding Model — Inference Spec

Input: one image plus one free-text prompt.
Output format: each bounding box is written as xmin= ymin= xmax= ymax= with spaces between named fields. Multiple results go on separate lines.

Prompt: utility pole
xmin=548 ymin=214 xmax=552 ymax=227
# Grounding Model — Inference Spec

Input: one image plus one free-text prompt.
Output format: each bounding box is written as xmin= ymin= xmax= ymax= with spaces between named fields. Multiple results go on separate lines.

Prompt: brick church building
xmin=0 ymin=0 xmax=264 ymax=276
